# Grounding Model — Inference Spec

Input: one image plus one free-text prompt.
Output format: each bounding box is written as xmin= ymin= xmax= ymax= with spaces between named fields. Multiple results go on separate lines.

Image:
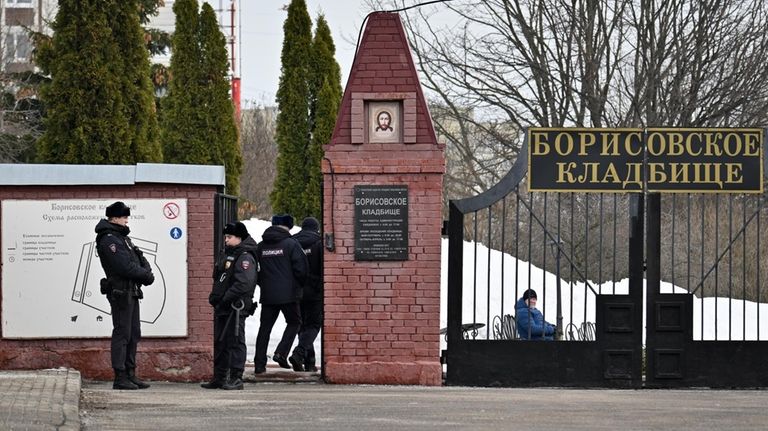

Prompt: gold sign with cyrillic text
xmin=528 ymin=128 xmax=764 ymax=193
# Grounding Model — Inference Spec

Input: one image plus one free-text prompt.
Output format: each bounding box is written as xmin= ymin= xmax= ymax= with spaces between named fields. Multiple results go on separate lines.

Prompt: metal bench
xmin=440 ymin=323 xmax=487 ymax=341
xmin=492 ymin=314 xmax=517 ymax=340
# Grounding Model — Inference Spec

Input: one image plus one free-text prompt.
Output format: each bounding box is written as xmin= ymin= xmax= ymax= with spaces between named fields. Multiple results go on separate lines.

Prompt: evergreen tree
xmin=271 ymin=0 xmax=312 ymax=216
xmin=198 ymin=2 xmax=241 ymax=193
xmin=112 ymin=0 xmax=162 ymax=162
xmin=37 ymin=0 xmax=160 ymax=164
xmin=161 ymin=0 xmax=206 ymax=165
xmin=37 ymin=0 xmax=130 ymax=163
xmin=305 ymin=14 xmax=342 ymax=218
xmin=161 ymin=0 xmax=240 ymax=193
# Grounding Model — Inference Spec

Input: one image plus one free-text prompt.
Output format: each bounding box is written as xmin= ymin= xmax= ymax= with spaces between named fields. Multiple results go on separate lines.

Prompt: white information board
xmin=2 ymin=199 xmax=188 ymax=338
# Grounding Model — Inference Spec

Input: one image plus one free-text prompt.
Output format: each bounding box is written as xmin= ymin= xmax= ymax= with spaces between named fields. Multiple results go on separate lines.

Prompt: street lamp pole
xmin=549 ymin=236 xmax=564 ymax=340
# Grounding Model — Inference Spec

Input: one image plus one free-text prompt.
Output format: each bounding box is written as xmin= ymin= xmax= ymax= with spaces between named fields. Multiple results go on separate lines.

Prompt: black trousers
xmin=213 ymin=308 xmax=247 ymax=373
xmin=295 ymin=299 xmax=322 ymax=363
xmin=254 ymin=302 xmax=301 ymax=368
xmin=110 ymin=294 xmax=141 ymax=370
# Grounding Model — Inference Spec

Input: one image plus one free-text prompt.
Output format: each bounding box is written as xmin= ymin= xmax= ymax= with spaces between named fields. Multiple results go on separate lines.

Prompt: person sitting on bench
xmin=515 ymin=289 xmax=555 ymax=340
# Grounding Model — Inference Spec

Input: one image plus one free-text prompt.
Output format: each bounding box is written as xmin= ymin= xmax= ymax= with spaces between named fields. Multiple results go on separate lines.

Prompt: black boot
xmin=289 ymin=348 xmax=305 ymax=372
xmin=305 ymin=351 xmax=318 ymax=372
xmin=221 ymin=368 xmax=243 ymax=390
xmin=126 ymin=368 xmax=150 ymax=389
xmin=272 ymin=353 xmax=291 ymax=369
xmin=113 ymin=368 xmax=139 ymax=390
xmin=200 ymin=368 xmax=228 ymax=389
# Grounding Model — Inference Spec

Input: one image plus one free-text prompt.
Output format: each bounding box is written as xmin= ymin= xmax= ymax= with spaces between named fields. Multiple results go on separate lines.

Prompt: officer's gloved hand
xmin=217 ymin=296 xmax=234 ymax=313
xmin=143 ymin=272 xmax=155 ymax=286
xmin=208 ymin=293 xmax=220 ymax=307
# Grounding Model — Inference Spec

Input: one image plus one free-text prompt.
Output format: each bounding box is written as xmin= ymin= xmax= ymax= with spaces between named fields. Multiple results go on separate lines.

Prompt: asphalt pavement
xmin=3 ymin=368 xmax=768 ymax=431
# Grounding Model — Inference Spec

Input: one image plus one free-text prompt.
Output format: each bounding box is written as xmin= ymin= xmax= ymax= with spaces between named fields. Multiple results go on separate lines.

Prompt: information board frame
xmin=354 ymin=185 xmax=409 ymax=261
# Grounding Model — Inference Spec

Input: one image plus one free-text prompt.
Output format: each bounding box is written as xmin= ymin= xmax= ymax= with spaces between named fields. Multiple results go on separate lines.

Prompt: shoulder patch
xmin=241 ymin=260 xmax=251 ymax=270
xmin=109 ymin=243 xmax=117 ymax=253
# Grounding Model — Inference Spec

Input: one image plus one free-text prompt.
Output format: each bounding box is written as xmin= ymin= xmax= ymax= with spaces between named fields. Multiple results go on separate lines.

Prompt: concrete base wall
xmin=325 ymin=361 xmax=442 ymax=386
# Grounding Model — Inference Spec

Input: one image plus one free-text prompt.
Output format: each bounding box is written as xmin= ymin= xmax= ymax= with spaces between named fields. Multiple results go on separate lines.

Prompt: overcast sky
xmin=241 ymin=0 xmax=374 ymax=106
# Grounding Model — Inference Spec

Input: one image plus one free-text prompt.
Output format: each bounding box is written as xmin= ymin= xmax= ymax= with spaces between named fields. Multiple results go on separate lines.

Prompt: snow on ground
xmin=441 ymin=237 xmax=768 ymax=348
xmin=241 ymin=219 xmax=307 ymax=363
xmin=242 ymin=218 xmax=768 ymax=366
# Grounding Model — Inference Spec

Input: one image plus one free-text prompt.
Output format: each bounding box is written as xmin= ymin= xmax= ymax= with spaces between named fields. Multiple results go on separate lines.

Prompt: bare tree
xmin=373 ymin=0 xmax=768 ymax=292
xmin=391 ymin=0 xmax=768 ymax=130
xmin=1 ymin=69 xmax=45 ymax=163
xmin=1 ymin=1 xmax=57 ymax=162
xmin=239 ymin=102 xmax=278 ymax=220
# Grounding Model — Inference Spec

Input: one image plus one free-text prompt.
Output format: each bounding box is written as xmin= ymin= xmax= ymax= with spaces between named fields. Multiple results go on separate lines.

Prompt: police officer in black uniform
xmin=253 ymin=214 xmax=308 ymax=373
xmin=95 ymin=201 xmax=155 ymax=390
xmin=289 ymin=217 xmax=323 ymax=372
xmin=202 ymin=221 xmax=258 ymax=390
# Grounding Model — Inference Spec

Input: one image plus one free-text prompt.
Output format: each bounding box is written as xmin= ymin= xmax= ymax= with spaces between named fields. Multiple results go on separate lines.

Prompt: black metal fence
xmin=456 ymin=190 xmax=768 ymax=343
xmin=453 ymin=187 xmax=631 ymax=342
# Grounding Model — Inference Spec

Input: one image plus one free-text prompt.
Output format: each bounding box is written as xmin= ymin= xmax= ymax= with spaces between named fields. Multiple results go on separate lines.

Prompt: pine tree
xmin=161 ymin=0 xmax=206 ymax=165
xmin=271 ymin=0 xmax=312 ymax=216
xmin=305 ymin=14 xmax=342 ymax=218
xmin=37 ymin=0 xmax=160 ymax=164
xmin=37 ymin=0 xmax=130 ymax=163
xmin=198 ymin=3 xmax=241 ymax=193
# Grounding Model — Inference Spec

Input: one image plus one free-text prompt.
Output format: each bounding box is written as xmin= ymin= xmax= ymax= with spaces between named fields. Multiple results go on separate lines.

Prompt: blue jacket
xmin=515 ymin=298 xmax=555 ymax=340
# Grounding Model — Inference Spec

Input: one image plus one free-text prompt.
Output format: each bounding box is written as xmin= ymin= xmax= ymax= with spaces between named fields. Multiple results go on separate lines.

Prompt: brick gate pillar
xmin=321 ymin=12 xmax=445 ymax=385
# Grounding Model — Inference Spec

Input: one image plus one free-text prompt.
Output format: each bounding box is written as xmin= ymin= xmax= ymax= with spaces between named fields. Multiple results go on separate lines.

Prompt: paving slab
xmin=0 ymin=368 xmax=80 ymax=431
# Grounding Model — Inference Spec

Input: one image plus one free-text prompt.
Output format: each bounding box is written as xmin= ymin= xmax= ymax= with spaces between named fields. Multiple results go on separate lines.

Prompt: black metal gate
xmin=445 ymin=136 xmax=768 ymax=388
xmin=214 ymin=193 xmax=238 ymax=256
xmin=645 ymin=192 xmax=768 ymax=387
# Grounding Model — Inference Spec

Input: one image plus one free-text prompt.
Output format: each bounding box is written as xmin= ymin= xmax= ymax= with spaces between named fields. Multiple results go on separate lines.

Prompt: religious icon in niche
xmin=376 ymin=111 xmax=394 ymax=132
xmin=368 ymin=101 xmax=401 ymax=143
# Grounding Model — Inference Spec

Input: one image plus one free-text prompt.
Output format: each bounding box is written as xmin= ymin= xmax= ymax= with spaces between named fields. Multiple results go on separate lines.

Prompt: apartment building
xmin=1 ymin=0 xmax=55 ymax=73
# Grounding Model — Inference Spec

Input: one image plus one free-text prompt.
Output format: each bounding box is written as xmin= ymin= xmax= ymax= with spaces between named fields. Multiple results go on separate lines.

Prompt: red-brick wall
xmin=0 ymin=184 xmax=217 ymax=381
xmin=322 ymin=12 xmax=445 ymax=385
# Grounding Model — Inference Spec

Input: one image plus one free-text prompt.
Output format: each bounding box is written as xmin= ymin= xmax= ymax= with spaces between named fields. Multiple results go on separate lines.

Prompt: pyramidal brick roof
xmin=329 ymin=12 xmax=439 ymax=148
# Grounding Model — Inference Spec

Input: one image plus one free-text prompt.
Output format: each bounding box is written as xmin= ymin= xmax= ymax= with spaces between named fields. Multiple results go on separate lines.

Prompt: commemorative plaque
xmin=354 ymin=185 xmax=408 ymax=261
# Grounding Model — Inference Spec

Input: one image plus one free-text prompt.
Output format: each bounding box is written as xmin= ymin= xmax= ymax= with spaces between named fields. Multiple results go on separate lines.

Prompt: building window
xmin=5 ymin=0 xmax=34 ymax=6
xmin=4 ymin=32 xmax=31 ymax=62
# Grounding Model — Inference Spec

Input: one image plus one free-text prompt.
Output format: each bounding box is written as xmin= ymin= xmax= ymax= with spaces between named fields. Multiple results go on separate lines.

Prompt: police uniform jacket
xmin=292 ymin=228 xmax=323 ymax=302
xmin=209 ymin=236 xmax=258 ymax=316
xmin=94 ymin=219 xmax=154 ymax=293
xmin=257 ymin=226 xmax=308 ymax=305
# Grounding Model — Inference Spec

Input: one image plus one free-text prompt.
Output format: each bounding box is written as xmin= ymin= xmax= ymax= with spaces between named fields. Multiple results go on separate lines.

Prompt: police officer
xmin=95 ymin=201 xmax=155 ymax=390
xmin=253 ymin=214 xmax=308 ymax=373
xmin=201 ymin=221 xmax=258 ymax=390
xmin=289 ymin=217 xmax=323 ymax=372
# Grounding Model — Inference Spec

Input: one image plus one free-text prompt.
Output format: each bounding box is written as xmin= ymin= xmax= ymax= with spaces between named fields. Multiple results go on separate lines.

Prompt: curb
xmin=60 ymin=369 xmax=82 ymax=431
